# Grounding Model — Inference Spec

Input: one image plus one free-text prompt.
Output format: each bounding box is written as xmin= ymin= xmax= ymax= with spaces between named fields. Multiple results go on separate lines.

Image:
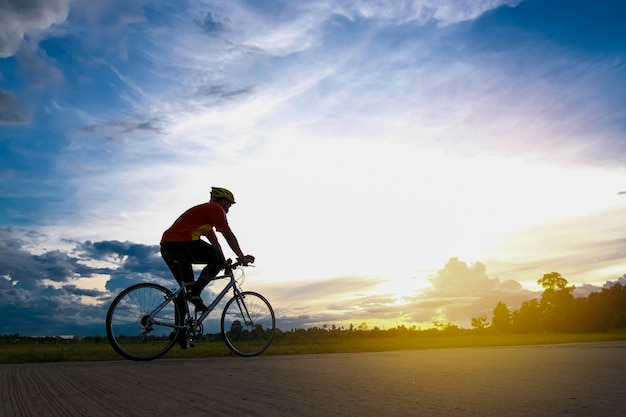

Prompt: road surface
xmin=1 ymin=342 xmax=624 ymax=416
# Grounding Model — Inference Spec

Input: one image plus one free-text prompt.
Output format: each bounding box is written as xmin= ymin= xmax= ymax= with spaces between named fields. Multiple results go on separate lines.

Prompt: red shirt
xmin=161 ymin=201 xmax=232 ymax=243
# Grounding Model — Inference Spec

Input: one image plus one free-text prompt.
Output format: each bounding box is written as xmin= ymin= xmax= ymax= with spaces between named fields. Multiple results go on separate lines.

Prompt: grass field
xmin=1 ymin=332 xmax=625 ymax=364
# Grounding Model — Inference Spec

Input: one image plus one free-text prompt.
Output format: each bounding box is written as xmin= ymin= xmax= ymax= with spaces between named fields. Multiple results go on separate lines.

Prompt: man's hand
xmin=238 ymin=255 xmax=255 ymax=265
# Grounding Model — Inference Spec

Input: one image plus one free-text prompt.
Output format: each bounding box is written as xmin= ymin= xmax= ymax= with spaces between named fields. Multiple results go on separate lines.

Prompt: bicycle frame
xmin=194 ymin=272 xmax=241 ymax=322
xmin=149 ymin=265 xmax=245 ymax=331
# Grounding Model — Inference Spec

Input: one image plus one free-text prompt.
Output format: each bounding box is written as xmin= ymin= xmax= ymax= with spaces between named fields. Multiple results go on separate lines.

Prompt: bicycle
xmin=105 ymin=259 xmax=275 ymax=361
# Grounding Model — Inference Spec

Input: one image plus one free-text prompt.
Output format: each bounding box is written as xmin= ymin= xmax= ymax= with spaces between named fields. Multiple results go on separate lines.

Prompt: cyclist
xmin=160 ymin=187 xmax=255 ymax=315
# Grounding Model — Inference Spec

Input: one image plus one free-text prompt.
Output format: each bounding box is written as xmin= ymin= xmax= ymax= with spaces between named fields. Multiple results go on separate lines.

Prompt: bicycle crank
xmin=186 ymin=318 xmax=204 ymax=338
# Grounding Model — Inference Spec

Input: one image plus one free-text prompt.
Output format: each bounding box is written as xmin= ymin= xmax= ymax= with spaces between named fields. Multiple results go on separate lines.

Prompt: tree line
xmin=2 ymin=273 xmax=624 ymax=343
xmin=483 ymin=273 xmax=626 ymax=333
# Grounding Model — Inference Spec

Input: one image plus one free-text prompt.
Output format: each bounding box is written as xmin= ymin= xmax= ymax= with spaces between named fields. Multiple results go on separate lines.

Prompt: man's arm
xmin=220 ymin=230 xmax=246 ymax=260
xmin=205 ymin=230 xmax=223 ymax=255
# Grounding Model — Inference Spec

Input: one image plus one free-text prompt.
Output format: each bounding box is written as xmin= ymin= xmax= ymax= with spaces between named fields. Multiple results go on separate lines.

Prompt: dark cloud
xmin=0 ymin=229 xmax=68 ymax=288
xmin=573 ymin=283 xmax=603 ymax=298
xmin=0 ymin=228 xmax=168 ymax=336
xmin=117 ymin=118 xmax=168 ymax=135
xmin=0 ymin=89 xmax=29 ymax=124
xmin=0 ymin=0 xmax=71 ymax=58
xmin=605 ymin=275 xmax=626 ymax=289
xmin=195 ymin=11 xmax=225 ymax=34
xmin=81 ymin=240 xmax=161 ymax=269
xmin=32 ymin=250 xmax=80 ymax=282
xmin=62 ymin=284 xmax=106 ymax=298
xmin=78 ymin=240 xmax=168 ymax=292
xmin=194 ymin=84 xmax=255 ymax=102
xmin=0 ymin=229 xmax=120 ymax=287
xmin=77 ymin=117 xmax=168 ymax=139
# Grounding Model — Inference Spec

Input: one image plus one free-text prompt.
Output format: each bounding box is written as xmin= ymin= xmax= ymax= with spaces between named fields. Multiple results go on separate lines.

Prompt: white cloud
xmin=0 ymin=0 xmax=71 ymax=57
xmin=482 ymin=205 xmax=626 ymax=288
xmin=328 ymin=0 xmax=522 ymax=26
xmin=414 ymin=257 xmax=535 ymax=325
xmin=37 ymin=6 xmax=623 ymax=314
xmin=4 ymin=0 xmax=626 ymax=335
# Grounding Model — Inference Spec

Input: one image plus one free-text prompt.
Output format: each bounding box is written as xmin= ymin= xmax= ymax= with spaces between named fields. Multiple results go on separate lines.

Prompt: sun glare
xmin=368 ymin=275 xmax=432 ymax=305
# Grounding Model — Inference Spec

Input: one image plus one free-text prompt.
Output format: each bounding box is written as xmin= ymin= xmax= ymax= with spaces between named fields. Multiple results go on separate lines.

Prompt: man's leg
xmin=161 ymin=242 xmax=208 ymax=312
xmin=160 ymin=243 xmax=197 ymax=348
xmin=160 ymin=243 xmax=195 ymax=284
xmin=185 ymin=240 xmax=225 ymax=292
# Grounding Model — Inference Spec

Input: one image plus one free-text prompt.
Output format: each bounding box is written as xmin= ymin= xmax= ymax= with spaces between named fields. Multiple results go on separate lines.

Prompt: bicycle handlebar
xmin=225 ymin=258 xmax=254 ymax=269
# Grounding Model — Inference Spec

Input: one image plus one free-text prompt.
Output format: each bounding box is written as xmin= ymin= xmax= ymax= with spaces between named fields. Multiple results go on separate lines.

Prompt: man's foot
xmin=180 ymin=339 xmax=195 ymax=349
xmin=185 ymin=290 xmax=209 ymax=311
xmin=170 ymin=330 xmax=195 ymax=349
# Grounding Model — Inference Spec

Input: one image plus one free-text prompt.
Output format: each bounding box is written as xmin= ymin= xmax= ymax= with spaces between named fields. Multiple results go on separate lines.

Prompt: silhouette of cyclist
xmin=160 ymin=187 xmax=255 ymax=312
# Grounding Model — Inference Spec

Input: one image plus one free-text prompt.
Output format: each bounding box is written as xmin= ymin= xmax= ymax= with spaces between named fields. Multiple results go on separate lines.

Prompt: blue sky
xmin=1 ymin=0 xmax=625 ymax=336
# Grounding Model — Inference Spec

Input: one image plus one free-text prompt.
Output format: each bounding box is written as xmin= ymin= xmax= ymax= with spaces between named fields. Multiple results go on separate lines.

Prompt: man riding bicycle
xmin=160 ymin=187 xmax=255 ymax=313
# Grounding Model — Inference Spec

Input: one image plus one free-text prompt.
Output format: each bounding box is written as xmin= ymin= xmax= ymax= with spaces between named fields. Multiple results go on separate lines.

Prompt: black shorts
xmin=160 ymin=240 xmax=225 ymax=283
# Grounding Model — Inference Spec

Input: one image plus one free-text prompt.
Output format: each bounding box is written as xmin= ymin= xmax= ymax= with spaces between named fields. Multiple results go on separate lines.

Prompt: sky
xmin=1 ymin=0 xmax=625 ymax=336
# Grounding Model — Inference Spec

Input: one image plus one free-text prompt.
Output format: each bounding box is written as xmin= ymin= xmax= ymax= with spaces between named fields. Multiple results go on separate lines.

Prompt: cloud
xmin=195 ymin=11 xmax=225 ymax=34
xmin=429 ymin=258 xmax=501 ymax=294
xmin=260 ymin=275 xmax=388 ymax=328
xmin=1 ymin=224 xmax=623 ymax=335
xmin=605 ymin=275 xmax=626 ymax=288
xmin=263 ymin=258 xmax=536 ymax=330
xmin=2 ymin=0 xmax=626 ymax=336
xmin=0 ymin=0 xmax=71 ymax=58
xmin=481 ymin=206 xmax=626 ymax=286
xmin=415 ymin=258 xmax=536 ymax=324
xmin=0 ymin=228 xmax=171 ymax=335
xmin=326 ymin=0 xmax=522 ymax=26
xmin=76 ymin=116 xmax=168 ymax=140
xmin=0 ymin=229 xmax=136 ymax=290
xmin=80 ymin=240 xmax=163 ymax=275
xmin=0 ymin=89 xmax=29 ymax=124
xmin=0 ymin=228 xmax=72 ymax=289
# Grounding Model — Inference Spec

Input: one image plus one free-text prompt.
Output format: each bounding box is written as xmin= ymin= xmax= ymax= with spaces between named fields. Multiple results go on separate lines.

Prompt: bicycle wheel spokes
xmin=106 ymin=283 xmax=181 ymax=361
xmin=221 ymin=291 xmax=275 ymax=357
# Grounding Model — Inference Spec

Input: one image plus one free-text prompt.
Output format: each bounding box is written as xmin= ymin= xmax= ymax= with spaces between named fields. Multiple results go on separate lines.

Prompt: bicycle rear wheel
xmin=106 ymin=282 xmax=182 ymax=361
xmin=221 ymin=291 xmax=275 ymax=357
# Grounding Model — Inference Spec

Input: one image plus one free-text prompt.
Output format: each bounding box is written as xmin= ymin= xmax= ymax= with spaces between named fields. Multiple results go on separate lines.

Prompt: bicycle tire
xmin=221 ymin=291 xmax=275 ymax=357
xmin=106 ymin=282 xmax=182 ymax=361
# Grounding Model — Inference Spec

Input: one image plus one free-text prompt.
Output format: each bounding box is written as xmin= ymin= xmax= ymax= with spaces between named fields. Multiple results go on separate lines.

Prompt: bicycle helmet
xmin=211 ymin=187 xmax=236 ymax=204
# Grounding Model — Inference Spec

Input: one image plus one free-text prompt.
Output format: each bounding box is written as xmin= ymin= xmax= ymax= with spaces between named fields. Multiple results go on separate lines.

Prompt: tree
xmin=470 ymin=316 xmax=489 ymax=330
xmin=538 ymin=272 xmax=575 ymax=332
xmin=538 ymin=272 xmax=569 ymax=291
xmin=230 ymin=320 xmax=243 ymax=335
xmin=491 ymin=301 xmax=512 ymax=333
xmin=511 ymin=299 xmax=541 ymax=333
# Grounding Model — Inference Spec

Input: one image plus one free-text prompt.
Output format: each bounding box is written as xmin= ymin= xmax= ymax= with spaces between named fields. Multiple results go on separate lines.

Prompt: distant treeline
xmin=2 ymin=274 xmax=624 ymax=344
xmin=0 ymin=335 xmax=97 ymax=344
xmin=271 ymin=273 xmax=626 ymax=338
xmin=273 ymin=273 xmax=626 ymax=338
xmin=484 ymin=273 xmax=626 ymax=334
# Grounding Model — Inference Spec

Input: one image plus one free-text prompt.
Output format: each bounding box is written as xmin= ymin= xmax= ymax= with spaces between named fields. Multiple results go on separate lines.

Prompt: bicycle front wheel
xmin=221 ymin=291 xmax=275 ymax=357
xmin=106 ymin=283 xmax=182 ymax=361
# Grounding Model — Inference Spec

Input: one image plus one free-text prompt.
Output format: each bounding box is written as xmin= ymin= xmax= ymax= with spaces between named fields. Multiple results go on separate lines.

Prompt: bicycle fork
xmin=233 ymin=291 xmax=254 ymax=326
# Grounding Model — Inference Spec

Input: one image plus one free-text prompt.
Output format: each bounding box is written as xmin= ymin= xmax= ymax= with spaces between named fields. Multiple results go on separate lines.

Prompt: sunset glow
xmin=1 ymin=0 xmax=625 ymax=335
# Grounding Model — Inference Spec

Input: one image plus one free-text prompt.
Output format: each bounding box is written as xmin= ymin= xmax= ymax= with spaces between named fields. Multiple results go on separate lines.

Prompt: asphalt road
xmin=1 ymin=342 xmax=624 ymax=417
